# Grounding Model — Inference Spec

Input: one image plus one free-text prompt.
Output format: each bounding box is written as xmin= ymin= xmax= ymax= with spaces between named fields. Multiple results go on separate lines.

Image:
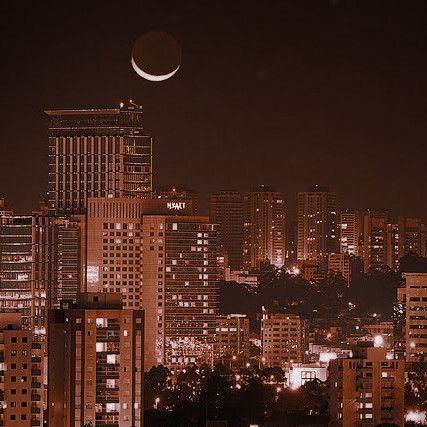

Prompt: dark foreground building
xmin=48 ymin=293 xmax=144 ymax=427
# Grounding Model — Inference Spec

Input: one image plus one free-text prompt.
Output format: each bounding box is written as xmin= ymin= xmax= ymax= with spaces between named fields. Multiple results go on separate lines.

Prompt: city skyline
xmin=1 ymin=1 xmax=427 ymax=220
xmin=1 ymin=2 xmax=427 ymax=426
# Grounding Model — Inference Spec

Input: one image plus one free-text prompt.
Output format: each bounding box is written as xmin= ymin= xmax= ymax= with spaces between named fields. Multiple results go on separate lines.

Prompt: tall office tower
xmin=214 ymin=314 xmax=250 ymax=364
xmin=362 ymin=209 xmax=390 ymax=272
xmin=85 ymin=197 xmax=145 ymax=308
xmin=0 ymin=214 xmax=47 ymax=338
xmin=328 ymin=347 xmax=405 ymax=426
xmin=141 ymin=216 xmax=219 ymax=370
xmin=85 ymin=196 xmax=195 ymax=308
xmin=0 ymin=312 xmax=44 ymax=427
xmin=261 ymin=311 xmax=308 ymax=367
xmin=47 ymin=215 xmax=85 ymax=308
xmin=297 ymin=185 xmax=340 ymax=267
xmin=397 ymin=273 xmax=427 ymax=362
xmin=48 ymin=293 xmax=144 ymax=427
xmin=285 ymin=220 xmax=297 ymax=266
xmin=46 ymin=101 xmax=152 ymax=214
xmin=243 ymin=187 xmax=285 ymax=269
xmin=154 ymin=186 xmax=199 ymax=215
xmin=209 ymin=191 xmax=244 ymax=270
xmin=397 ymin=216 xmax=426 ymax=259
xmin=328 ymin=253 xmax=351 ymax=286
xmin=339 ymin=210 xmax=362 ymax=256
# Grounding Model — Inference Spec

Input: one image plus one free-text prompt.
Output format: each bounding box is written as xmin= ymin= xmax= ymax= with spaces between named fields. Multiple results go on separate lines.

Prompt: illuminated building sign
xmin=87 ymin=266 xmax=99 ymax=284
xmin=166 ymin=202 xmax=186 ymax=211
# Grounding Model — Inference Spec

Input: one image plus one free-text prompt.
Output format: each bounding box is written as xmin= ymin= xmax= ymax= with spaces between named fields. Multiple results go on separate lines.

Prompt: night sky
xmin=1 ymin=1 xmax=427 ymax=218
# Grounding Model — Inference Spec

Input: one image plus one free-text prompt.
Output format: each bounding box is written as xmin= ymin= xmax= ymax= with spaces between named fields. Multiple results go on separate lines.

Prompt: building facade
xmin=141 ymin=215 xmax=219 ymax=370
xmin=397 ymin=273 xmax=427 ymax=362
xmin=328 ymin=253 xmax=351 ymax=286
xmin=261 ymin=311 xmax=308 ymax=367
xmin=214 ymin=314 xmax=250 ymax=364
xmin=362 ymin=210 xmax=390 ymax=272
xmin=0 ymin=214 xmax=47 ymax=339
xmin=48 ymin=293 xmax=144 ymax=427
xmin=46 ymin=101 xmax=152 ymax=214
xmin=297 ymin=185 xmax=340 ymax=267
xmin=209 ymin=191 xmax=244 ymax=270
xmin=397 ymin=216 xmax=426 ymax=259
xmin=339 ymin=210 xmax=362 ymax=257
xmin=243 ymin=187 xmax=285 ymax=269
xmin=0 ymin=312 xmax=44 ymax=427
xmin=328 ymin=347 xmax=405 ymax=426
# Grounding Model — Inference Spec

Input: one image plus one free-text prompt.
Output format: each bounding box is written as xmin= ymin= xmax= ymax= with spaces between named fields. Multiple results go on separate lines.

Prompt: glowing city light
xmin=373 ymin=335 xmax=384 ymax=347
xmin=405 ymin=410 xmax=427 ymax=424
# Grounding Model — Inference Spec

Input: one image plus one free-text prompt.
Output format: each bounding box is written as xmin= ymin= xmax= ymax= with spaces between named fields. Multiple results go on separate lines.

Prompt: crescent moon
xmin=131 ymin=56 xmax=180 ymax=82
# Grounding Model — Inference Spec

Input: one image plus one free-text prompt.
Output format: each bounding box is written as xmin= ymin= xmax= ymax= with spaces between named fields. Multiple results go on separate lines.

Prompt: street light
xmin=154 ymin=397 xmax=160 ymax=410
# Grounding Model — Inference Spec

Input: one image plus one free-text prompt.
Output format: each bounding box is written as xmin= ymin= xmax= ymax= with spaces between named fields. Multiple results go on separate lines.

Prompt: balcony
xmin=31 ymin=369 xmax=42 ymax=376
xmin=31 ymin=394 xmax=41 ymax=401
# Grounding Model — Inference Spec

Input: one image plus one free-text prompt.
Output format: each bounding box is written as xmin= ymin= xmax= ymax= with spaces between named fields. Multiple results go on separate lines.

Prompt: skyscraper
xmin=48 ymin=293 xmax=144 ymax=427
xmin=140 ymin=215 xmax=219 ymax=369
xmin=297 ymin=185 xmax=340 ymax=267
xmin=339 ymin=209 xmax=362 ymax=257
xmin=46 ymin=101 xmax=152 ymax=215
xmin=397 ymin=216 xmax=426 ymax=259
xmin=0 ymin=214 xmax=47 ymax=338
xmin=362 ymin=209 xmax=390 ymax=272
xmin=243 ymin=187 xmax=285 ymax=269
xmin=47 ymin=215 xmax=85 ymax=309
xmin=209 ymin=191 xmax=244 ymax=270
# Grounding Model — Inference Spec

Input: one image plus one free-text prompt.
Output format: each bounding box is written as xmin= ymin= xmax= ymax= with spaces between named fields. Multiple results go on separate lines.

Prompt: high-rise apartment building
xmin=46 ymin=101 xmax=152 ymax=214
xmin=141 ymin=215 xmax=219 ymax=369
xmin=395 ymin=273 xmax=427 ymax=362
xmin=0 ymin=312 xmax=44 ymax=427
xmin=243 ymin=187 xmax=285 ymax=269
xmin=48 ymin=293 xmax=144 ymax=427
xmin=214 ymin=314 xmax=250 ymax=364
xmin=397 ymin=216 xmax=426 ymax=259
xmin=85 ymin=197 xmax=145 ymax=308
xmin=47 ymin=215 xmax=85 ymax=308
xmin=328 ymin=347 xmax=405 ymax=426
xmin=0 ymin=214 xmax=47 ymax=338
xmin=339 ymin=210 xmax=362 ymax=257
xmin=209 ymin=191 xmax=244 ymax=270
xmin=261 ymin=311 xmax=308 ymax=367
xmin=297 ymin=185 xmax=340 ymax=267
xmin=362 ymin=209 xmax=390 ymax=272
xmin=85 ymin=196 xmax=195 ymax=309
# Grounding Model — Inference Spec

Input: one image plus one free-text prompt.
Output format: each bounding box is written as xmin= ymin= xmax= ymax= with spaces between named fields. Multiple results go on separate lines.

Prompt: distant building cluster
xmin=0 ymin=101 xmax=425 ymax=425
